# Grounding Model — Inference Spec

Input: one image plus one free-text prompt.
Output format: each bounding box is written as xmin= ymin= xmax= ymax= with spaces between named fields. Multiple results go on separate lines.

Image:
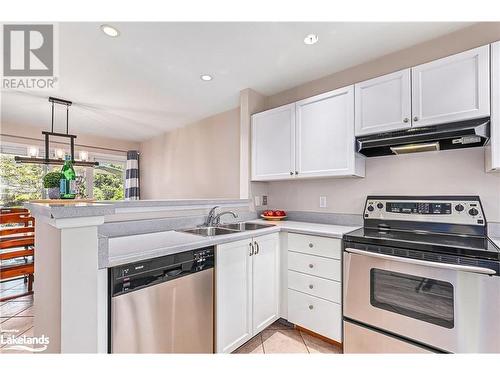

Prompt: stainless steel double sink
xmin=179 ymin=222 xmax=274 ymax=237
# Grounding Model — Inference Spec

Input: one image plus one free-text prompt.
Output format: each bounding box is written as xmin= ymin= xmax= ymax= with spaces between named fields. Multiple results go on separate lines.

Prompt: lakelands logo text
xmin=0 ymin=332 xmax=50 ymax=352
xmin=2 ymin=24 xmax=58 ymax=90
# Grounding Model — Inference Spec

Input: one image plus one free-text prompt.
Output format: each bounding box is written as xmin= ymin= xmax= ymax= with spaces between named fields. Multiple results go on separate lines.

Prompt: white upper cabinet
xmin=251 ymin=103 xmax=295 ymax=181
xmin=296 ymin=85 xmax=364 ymax=177
xmin=355 ymin=69 xmax=411 ymax=136
xmin=487 ymin=41 xmax=500 ymax=172
xmin=411 ymin=45 xmax=490 ymax=128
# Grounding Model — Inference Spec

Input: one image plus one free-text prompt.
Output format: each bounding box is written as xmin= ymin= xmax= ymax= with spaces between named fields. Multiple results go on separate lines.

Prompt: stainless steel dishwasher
xmin=109 ymin=247 xmax=214 ymax=353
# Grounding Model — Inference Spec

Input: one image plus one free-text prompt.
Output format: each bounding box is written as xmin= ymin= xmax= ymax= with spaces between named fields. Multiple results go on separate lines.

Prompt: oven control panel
xmin=364 ymin=196 xmax=485 ymax=226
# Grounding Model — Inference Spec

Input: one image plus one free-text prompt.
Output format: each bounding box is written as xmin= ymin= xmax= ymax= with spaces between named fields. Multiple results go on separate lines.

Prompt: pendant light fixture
xmin=15 ymin=97 xmax=99 ymax=167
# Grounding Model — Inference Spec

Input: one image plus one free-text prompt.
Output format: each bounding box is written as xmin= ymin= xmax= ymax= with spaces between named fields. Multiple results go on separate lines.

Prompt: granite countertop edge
xmin=102 ymin=220 xmax=361 ymax=269
xmin=25 ymin=198 xmax=251 ymax=219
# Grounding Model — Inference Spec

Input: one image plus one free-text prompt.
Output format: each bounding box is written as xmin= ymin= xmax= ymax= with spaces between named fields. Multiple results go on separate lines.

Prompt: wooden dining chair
xmin=0 ymin=208 xmax=35 ymax=302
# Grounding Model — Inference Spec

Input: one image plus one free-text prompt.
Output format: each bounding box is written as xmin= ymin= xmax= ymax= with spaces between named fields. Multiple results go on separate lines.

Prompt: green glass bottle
xmin=60 ymin=155 xmax=77 ymax=199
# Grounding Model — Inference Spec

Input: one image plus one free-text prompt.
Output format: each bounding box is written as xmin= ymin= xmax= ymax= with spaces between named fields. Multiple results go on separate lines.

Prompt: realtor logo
xmin=2 ymin=23 xmax=58 ymax=89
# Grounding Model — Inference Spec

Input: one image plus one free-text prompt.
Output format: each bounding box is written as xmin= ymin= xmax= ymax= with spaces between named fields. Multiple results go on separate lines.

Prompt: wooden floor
xmin=232 ymin=320 xmax=342 ymax=354
xmin=0 ymin=278 xmax=35 ymax=354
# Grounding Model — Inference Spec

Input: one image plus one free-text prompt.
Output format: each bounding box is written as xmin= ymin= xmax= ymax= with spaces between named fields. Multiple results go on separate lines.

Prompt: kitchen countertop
xmin=103 ymin=220 xmax=360 ymax=268
xmin=250 ymin=219 xmax=359 ymax=238
xmin=25 ymin=198 xmax=251 ymax=219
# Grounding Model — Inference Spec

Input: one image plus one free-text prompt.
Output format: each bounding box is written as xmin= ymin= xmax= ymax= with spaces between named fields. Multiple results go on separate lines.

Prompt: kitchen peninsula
xmin=26 ymin=199 xmax=359 ymax=353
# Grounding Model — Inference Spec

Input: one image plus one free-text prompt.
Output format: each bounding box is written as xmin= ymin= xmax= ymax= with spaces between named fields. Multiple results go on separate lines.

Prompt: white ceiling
xmin=1 ymin=22 xmax=472 ymax=142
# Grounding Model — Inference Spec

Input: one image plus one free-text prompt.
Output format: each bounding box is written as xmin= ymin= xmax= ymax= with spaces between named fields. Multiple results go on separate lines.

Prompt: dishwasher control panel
xmin=110 ymin=247 xmax=214 ymax=297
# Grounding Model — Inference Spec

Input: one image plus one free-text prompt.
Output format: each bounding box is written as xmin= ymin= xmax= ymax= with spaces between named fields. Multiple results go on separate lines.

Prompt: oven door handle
xmin=345 ymin=248 xmax=497 ymax=275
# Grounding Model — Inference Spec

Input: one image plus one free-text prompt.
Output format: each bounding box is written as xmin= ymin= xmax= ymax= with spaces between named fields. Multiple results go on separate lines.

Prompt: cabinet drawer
xmin=288 ymin=233 xmax=341 ymax=259
xmin=288 ymin=289 xmax=341 ymax=342
xmin=288 ymin=251 xmax=340 ymax=281
xmin=288 ymin=270 xmax=341 ymax=303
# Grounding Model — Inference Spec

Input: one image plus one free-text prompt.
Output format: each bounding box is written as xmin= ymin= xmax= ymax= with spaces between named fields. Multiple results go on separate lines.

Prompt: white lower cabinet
xmin=216 ymin=233 xmax=279 ymax=353
xmin=286 ymin=233 xmax=343 ymax=343
xmin=288 ymin=289 xmax=342 ymax=341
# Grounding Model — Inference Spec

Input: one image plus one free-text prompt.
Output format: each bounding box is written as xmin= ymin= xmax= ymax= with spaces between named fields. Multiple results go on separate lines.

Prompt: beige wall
xmin=261 ymin=22 xmax=500 ymax=222
xmin=0 ymin=122 xmax=139 ymax=156
xmin=140 ymin=108 xmax=240 ymax=199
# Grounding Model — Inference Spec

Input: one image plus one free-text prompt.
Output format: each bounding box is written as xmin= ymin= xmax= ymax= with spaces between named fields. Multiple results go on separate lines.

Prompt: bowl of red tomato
xmin=261 ymin=210 xmax=287 ymax=221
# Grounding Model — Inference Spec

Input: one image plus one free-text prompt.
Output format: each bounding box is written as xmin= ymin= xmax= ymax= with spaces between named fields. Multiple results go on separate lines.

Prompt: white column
xmin=34 ymin=215 xmax=107 ymax=353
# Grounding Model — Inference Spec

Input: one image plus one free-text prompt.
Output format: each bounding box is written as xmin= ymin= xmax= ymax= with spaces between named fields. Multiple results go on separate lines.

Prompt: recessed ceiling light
xmin=304 ymin=34 xmax=319 ymax=45
xmin=200 ymin=74 xmax=213 ymax=81
xmin=100 ymin=24 xmax=120 ymax=37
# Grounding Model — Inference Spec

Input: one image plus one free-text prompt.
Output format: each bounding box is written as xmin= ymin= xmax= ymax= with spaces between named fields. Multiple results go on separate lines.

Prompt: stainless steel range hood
xmin=356 ymin=117 xmax=490 ymax=157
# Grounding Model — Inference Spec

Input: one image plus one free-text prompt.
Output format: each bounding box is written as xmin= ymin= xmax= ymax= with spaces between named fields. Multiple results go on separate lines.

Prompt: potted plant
xmin=43 ymin=171 xmax=63 ymax=199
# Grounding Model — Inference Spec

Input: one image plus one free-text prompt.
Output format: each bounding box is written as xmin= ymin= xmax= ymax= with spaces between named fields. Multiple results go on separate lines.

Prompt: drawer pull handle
xmin=309 ymin=305 xmax=314 ymax=310
xmin=308 ymin=264 xmax=314 ymax=269
xmin=308 ymin=243 xmax=314 ymax=248
xmin=309 ymin=284 xmax=314 ymax=289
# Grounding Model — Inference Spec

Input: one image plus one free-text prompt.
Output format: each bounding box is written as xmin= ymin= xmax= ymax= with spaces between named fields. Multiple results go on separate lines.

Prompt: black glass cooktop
xmin=343 ymin=227 xmax=500 ymax=261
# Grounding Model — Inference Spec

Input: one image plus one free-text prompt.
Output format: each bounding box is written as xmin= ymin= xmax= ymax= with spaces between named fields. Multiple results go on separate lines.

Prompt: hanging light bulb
xmin=28 ymin=146 xmax=39 ymax=158
xmin=55 ymin=149 xmax=65 ymax=159
xmin=79 ymin=150 xmax=89 ymax=162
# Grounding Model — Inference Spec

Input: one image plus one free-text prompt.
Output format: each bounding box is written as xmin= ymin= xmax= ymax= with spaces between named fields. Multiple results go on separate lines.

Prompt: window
xmin=93 ymin=161 xmax=125 ymax=201
xmin=0 ymin=143 xmax=127 ymax=206
xmin=0 ymin=154 xmax=44 ymax=206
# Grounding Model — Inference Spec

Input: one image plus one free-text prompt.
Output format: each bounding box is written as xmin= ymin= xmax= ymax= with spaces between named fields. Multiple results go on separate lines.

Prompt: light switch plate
xmin=254 ymin=196 xmax=261 ymax=207
xmin=319 ymin=196 xmax=327 ymax=208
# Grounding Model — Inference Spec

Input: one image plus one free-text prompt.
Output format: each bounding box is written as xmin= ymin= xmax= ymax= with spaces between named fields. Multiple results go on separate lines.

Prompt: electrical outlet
xmin=319 ymin=196 xmax=327 ymax=208
xmin=254 ymin=196 xmax=261 ymax=207
xmin=262 ymin=195 xmax=268 ymax=205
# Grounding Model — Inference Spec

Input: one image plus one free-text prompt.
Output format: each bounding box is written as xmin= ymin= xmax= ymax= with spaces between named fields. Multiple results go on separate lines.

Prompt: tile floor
xmin=232 ymin=320 xmax=342 ymax=354
xmin=1 ymin=279 xmax=342 ymax=355
xmin=0 ymin=278 xmax=35 ymax=354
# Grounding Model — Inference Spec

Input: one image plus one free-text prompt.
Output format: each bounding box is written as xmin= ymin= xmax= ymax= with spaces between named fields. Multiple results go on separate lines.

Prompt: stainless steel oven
xmin=342 ymin=196 xmax=500 ymax=354
xmin=343 ymin=247 xmax=500 ymax=353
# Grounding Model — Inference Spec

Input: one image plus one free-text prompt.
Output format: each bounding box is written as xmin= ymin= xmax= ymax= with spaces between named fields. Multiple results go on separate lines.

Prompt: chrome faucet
xmin=212 ymin=211 xmax=238 ymax=226
xmin=204 ymin=206 xmax=238 ymax=226
xmin=204 ymin=206 xmax=220 ymax=227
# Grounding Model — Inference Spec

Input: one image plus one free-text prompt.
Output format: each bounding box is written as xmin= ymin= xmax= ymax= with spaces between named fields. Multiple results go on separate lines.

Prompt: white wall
xmin=267 ymin=148 xmax=500 ymax=222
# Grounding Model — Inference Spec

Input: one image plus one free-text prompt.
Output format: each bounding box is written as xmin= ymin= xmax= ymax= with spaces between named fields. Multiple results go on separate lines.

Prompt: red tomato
xmin=274 ymin=210 xmax=285 ymax=217
xmin=265 ymin=210 xmax=275 ymax=216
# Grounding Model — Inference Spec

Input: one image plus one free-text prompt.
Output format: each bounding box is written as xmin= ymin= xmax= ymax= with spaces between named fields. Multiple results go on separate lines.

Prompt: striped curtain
xmin=125 ymin=150 xmax=140 ymax=200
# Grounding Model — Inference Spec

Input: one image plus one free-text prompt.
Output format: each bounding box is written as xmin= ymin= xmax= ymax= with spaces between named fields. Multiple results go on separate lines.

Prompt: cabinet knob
xmin=308 ymin=243 xmax=314 ymax=248
xmin=290 ymin=171 xmax=293 ymax=175
xmin=249 ymin=243 xmax=254 ymax=256
xmin=309 ymin=305 xmax=314 ymax=310
xmin=403 ymin=118 xmax=409 ymax=123
xmin=413 ymin=116 xmax=419 ymax=122
xmin=295 ymin=171 xmax=298 ymax=175
xmin=309 ymin=284 xmax=314 ymax=289
xmin=308 ymin=263 xmax=314 ymax=269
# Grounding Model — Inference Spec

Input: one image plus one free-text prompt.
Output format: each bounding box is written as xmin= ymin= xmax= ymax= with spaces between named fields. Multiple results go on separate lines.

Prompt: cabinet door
xmin=295 ymin=85 xmax=357 ymax=177
xmin=355 ymin=69 xmax=411 ymax=136
xmin=252 ymin=233 xmax=280 ymax=334
xmin=216 ymin=239 xmax=253 ymax=353
xmin=251 ymin=103 xmax=295 ymax=181
xmin=487 ymin=41 xmax=500 ymax=171
xmin=411 ymin=45 xmax=490 ymax=128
